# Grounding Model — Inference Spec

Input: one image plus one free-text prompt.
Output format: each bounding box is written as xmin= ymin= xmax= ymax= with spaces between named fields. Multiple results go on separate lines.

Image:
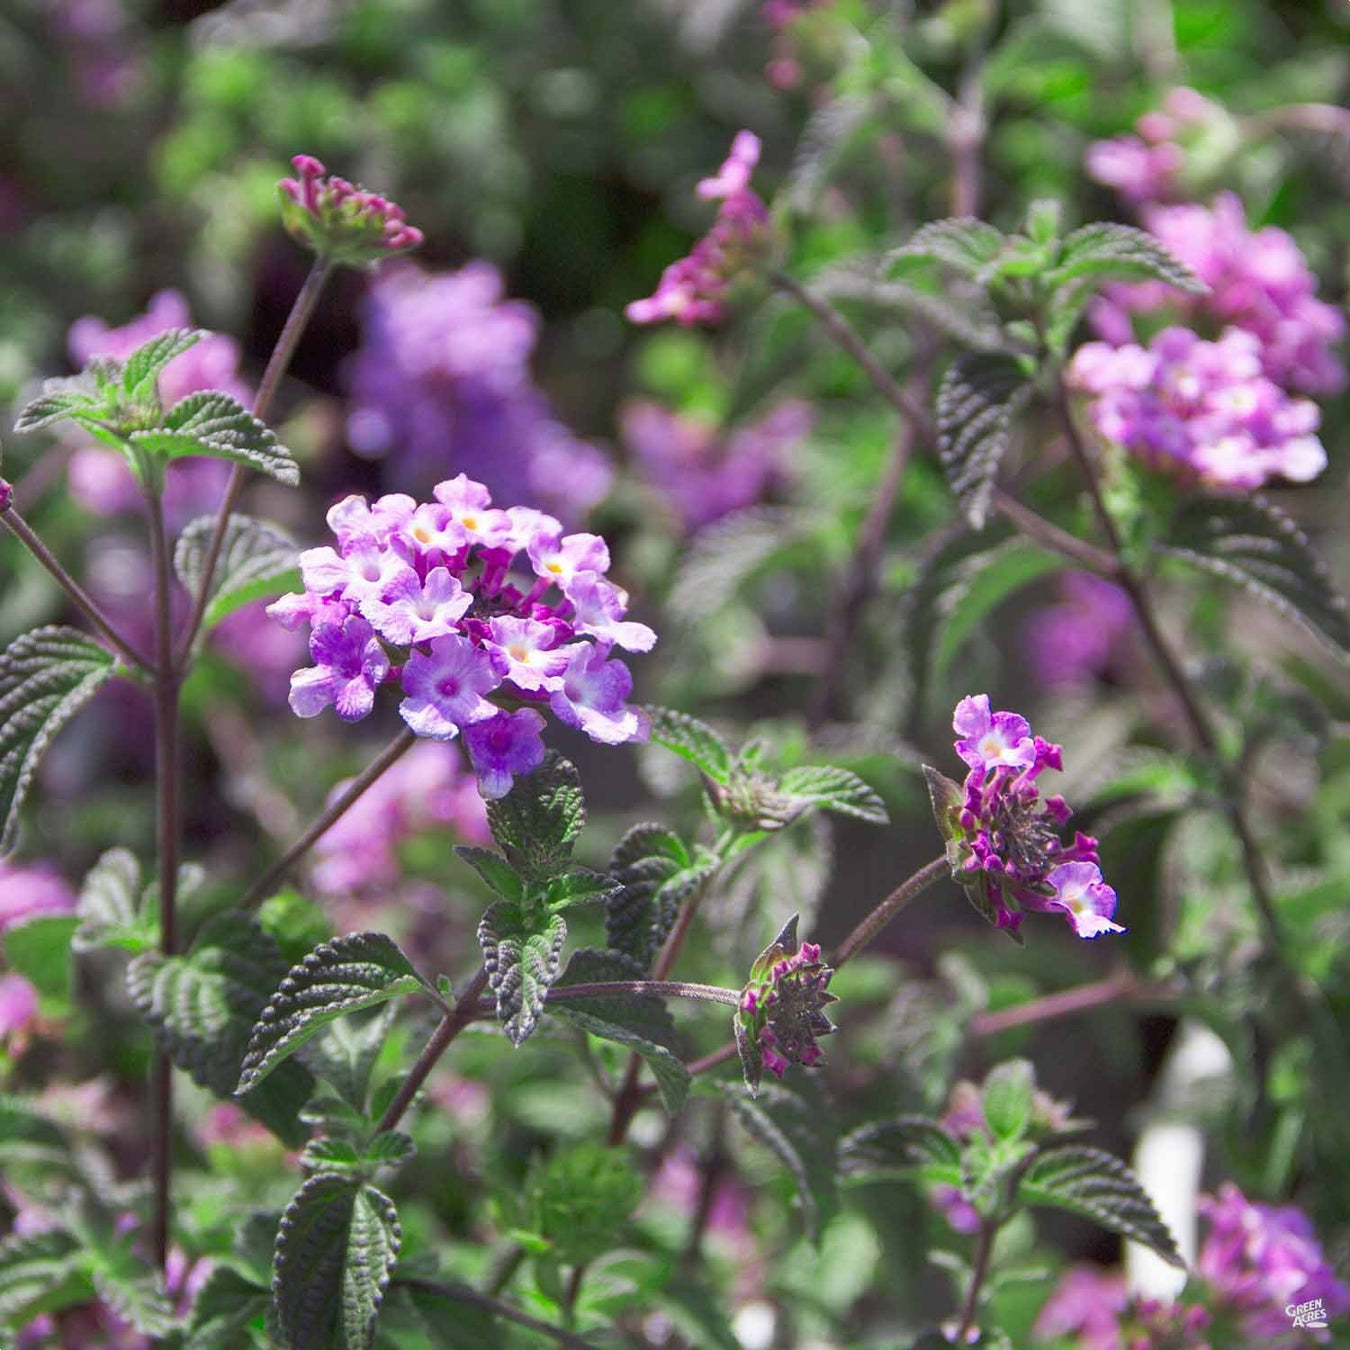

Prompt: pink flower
xmin=0 ymin=862 xmax=76 ymax=931
xmin=361 ymin=566 xmax=473 ymax=646
xmin=399 ymin=635 xmax=500 ymax=740
xmin=1035 ymin=861 xmax=1125 ymax=939
xmin=697 ymin=130 xmax=762 ymax=200
xmin=952 ymin=694 xmax=1036 ymax=771
xmin=565 ymin=574 xmax=658 ymax=654
xmin=0 ymin=974 xmax=38 ymax=1043
xmin=527 ymin=531 xmax=610 ymax=590
xmin=288 ymin=616 xmax=391 ymax=723
xmin=463 ymin=708 xmax=548 ymax=800
xmin=549 ymin=644 xmax=648 ymax=745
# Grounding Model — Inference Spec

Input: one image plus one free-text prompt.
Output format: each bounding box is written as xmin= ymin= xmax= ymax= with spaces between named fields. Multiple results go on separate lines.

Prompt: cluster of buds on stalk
xmin=278 ymin=154 xmax=424 ymax=265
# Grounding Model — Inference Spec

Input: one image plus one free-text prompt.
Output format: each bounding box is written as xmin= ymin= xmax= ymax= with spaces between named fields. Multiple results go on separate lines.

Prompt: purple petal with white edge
xmin=1042 ymin=861 xmax=1125 ymax=939
xmin=566 ymin=574 xmax=657 ymax=653
xmin=299 ymin=545 xmax=351 ymax=596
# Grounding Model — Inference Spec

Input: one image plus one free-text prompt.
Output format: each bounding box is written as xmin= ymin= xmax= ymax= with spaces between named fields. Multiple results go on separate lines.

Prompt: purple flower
xmin=1084 ymin=86 xmax=1222 ymax=205
xmin=277 ymin=153 xmax=423 ymax=262
xmin=0 ymin=974 xmax=38 ymax=1045
xmin=626 ymin=131 xmax=772 ymax=327
xmin=549 ymin=644 xmax=648 ymax=745
xmin=952 ymin=694 xmax=1036 ymax=772
xmin=399 ymin=635 xmax=500 ymax=740
xmin=482 ymin=617 xmax=577 ymax=693
xmin=1039 ymin=861 xmax=1125 ymax=939
xmin=288 ymin=616 xmax=391 ymax=723
xmin=736 ymin=919 xmax=837 ymax=1084
xmin=1068 ymin=327 xmax=1328 ymax=490
xmin=527 ymin=531 xmax=610 ymax=589
xmin=463 ymin=708 xmax=548 ymax=800
xmin=299 ymin=537 xmax=412 ymax=609
xmin=565 ymin=574 xmax=658 ymax=654
xmin=1024 ymin=572 xmax=1133 ymax=690
xmin=361 ymin=566 xmax=472 ymax=646
xmin=0 ymin=862 xmax=76 ymax=932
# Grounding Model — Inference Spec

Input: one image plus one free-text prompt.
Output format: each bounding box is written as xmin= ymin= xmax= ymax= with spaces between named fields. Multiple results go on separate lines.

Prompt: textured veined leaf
xmin=886 ymin=217 xmax=1008 ymax=278
xmin=86 ymin=1241 xmax=176 ymax=1337
xmin=839 ymin=1115 xmax=963 ymax=1184
xmin=0 ymin=1095 xmax=80 ymax=1185
xmin=552 ymin=948 xmax=690 ymax=1113
xmin=644 ymin=706 xmax=733 ymax=784
xmin=298 ymin=1003 xmax=397 ymax=1114
xmin=182 ymin=1265 xmax=271 ymax=1348
xmin=477 ymin=902 xmax=567 ymax=1047
xmin=1046 ymin=222 xmax=1206 ymax=295
xmin=1161 ymin=494 xmax=1350 ymax=659
xmin=236 ymin=933 xmax=428 ymax=1095
xmin=483 ymin=752 xmax=585 ymax=880
xmin=72 ymin=848 xmax=142 ymax=953
xmin=454 ymin=846 xmax=524 ymax=902
xmin=0 ymin=1228 xmax=90 ymax=1327
xmin=936 ymin=353 xmax=1033 ymax=530
xmin=720 ymin=1076 xmax=839 ymax=1243
xmin=300 ymin=1131 xmax=414 ymax=1178
xmin=1017 ymin=1145 xmax=1184 ymax=1266
xmin=12 ymin=374 xmax=106 ymax=435
xmin=272 ymin=1173 xmax=401 ymax=1350
xmin=0 ymin=626 xmax=115 ymax=855
xmin=129 ymin=390 xmax=300 ymax=485
xmin=605 ymin=823 xmax=706 ymax=972
xmin=121 ymin=328 xmax=203 ymax=400
xmin=541 ymin=866 xmax=619 ymax=911
xmin=777 ymin=765 xmax=889 ymax=825
xmin=174 ymin=513 xmax=300 ymax=633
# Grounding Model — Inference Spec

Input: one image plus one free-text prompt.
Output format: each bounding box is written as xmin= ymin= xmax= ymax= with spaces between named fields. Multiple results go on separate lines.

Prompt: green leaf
xmin=936 ymin=353 xmax=1033 ymax=530
xmin=4 ymin=915 xmax=78 ymax=1005
xmin=121 ymin=328 xmax=203 ymax=401
xmin=541 ymin=865 xmax=619 ymax=911
xmin=0 ymin=1228 xmax=90 ymax=1328
xmin=73 ymin=847 xmax=156 ymax=953
xmin=777 ymin=764 xmax=889 ymax=825
xmin=668 ymin=507 xmax=806 ymax=626
xmin=1046 ymin=222 xmax=1207 ymax=295
xmin=887 ymin=218 xmax=1007 ymax=278
xmin=130 ymin=390 xmax=300 ymax=485
xmin=298 ymin=1003 xmax=397 ymax=1114
xmin=644 ymin=706 xmax=733 ymax=784
xmin=174 ymin=513 xmax=300 ymax=634
xmin=272 ymin=1173 xmax=402 ymax=1350
xmin=529 ymin=1142 xmax=644 ymax=1266
xmin=1161 ymin=494 xmax=1350 ymax=659
xmin=839 ymin=1115 xmax=962 ymax=1185
xmin=364 ymin=1131 xmax=416 ymax=1169
xmin=236 ymin=933 xmax=427 ymax=1095
xmin=477 ymin=902 xmax=567 ymax=1047
xmin=483 ymin=752 xmax=585 ymax=880
xmin=981 ymin=1060 xmax=1035 ymax=1141
xmin=453 ymin=846 xmax=524 ymax=902
xmin=182 ymin=1265 xmax=271 ymax=1348
xmin=86 ymin=1235 xmax=176 ymax=1337
xmin=0 ymin=1095 xmax=80 ymax=1184
xmin=1017 ymin=1145 xmax=1184 ymax=1266
xmin=129 ymin=911 xmax=316 ymax=1145
xmin=721 ymin=1076 xmax=839 ymax=1243
xmin=552 ymin=947 xmax=690 ymax=1114
xmin=12 ymin=376 xmax=107 ymax=435
xmin=786 ymin=95 xmax=876 ymax=211
xmin=382 ymin=1282 xmax=509 ymax=1348
xmin=604 ymin=823 xmax=702 ymax=972
xmin=0 ymin=626 xmax=115 ymax=855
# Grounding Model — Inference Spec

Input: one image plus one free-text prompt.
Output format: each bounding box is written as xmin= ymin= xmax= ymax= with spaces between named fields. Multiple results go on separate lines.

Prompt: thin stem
xmin=832 ymin=855 xmax=948 ymax=968
xmin=954 ymin=1220 xmax=996 ymax=1343
xmin=969 ymin=972 xmax=1153 ymax=1038
xmin=392 ymin=1277 xmax=596 ymax=1350
xmin=948 ymin=59 xmax=985 ymax=218
xmin=374 ymin=968 xmax=490 ymax=1136
xmin=145 ymin=486 xmax=181 ymax=1273
xmin=175 ymin=258 xmax=333 ymax=669
xmin=991 ymin=491 xmax=1119 ymax=576
xmin=0 ymin=507 xmax=151 ymax=671
xmin=682 ymin=1105 xmax=728 ymax=1270
xmin=238 ymin=727 xmax=417 ymax=911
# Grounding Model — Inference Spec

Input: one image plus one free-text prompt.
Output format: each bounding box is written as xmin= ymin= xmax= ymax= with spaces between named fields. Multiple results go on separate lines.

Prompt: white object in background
xmin=1126 ymin=1019 xmax=1234 ymax=1300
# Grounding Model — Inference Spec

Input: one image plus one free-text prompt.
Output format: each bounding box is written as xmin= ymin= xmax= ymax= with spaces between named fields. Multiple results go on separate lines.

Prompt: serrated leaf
xmin=272 ymin=1174 xmax=401 ymax=1350
xmin=183 ymin=1265 xmax=271 ymax=1348
xmin=453 ymin=846 xmax=524 ymax=902
xmin=839 ymin=1116 xmax=962 ymax=1184
xmin=477 ymin=903 xmax=567 ymax=1047
xmin=777 ymin=764 xmax=889 ymax=825
xmin=301 ymin=1137 xmax=364 ymax=1173
xmin=720 ymin=1076 xmax=839 ymax=1243
xmin=73 ymin=847 xmax=150 ymax=953
xmin=236 ymin=933 xmax=427 ymax=1095
xmin=644 ymin=706 xmax=733 ymax=784
xmin=298 ymin=1003 xmax=397 ymax=1114
xmin=1161 ymin=494 xmax=1350 ymax=659
xmin=1046 ymin=222 xmax=1206 ymax=296
xmin=12 ymin=374 xmax=106 ymax=435
xmin=88 ymin=1243 xmax=176 ymax=1337
xmin=364 ymin=1132 xmax=416 ymax=1169
xmin=174 ymin=513 xmax=300 ymax=634
xmin=605 ymin=824 xmax=704 ymax=972
xmin=0 ymin=1095 xmax=79 ymax=1183
xmin=552 ymin=948 xmax=690 ymax=1113
xmin=542 ymin=865 xmax=619 ymax=911
xmin=0 ymin=626 xmax=115 ymax=855
xmin=483 ymin=752 xmax=585 ymax=880
xmin=0 ymin=1228 xmax=90 ymax=1327
xmin=887 ymin=218 xmax=1008 ymax=278
xmin=121 ymin=328 xmax=203 ymax=400
xmin=936 ymin=353 xmax=1033 ymax=530
xmin=529 ymin=1141 xmax=644 ymax=1265
xmin=1017 ymin=1145 xmax=1184 ymax=1266
xmin=130 ymin=390 xmax=300 ymax=485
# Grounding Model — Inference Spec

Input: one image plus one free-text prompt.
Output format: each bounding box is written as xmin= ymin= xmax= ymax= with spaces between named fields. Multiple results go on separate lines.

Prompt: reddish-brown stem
xmin=832 ymin=855 xmax=948 ymax=969
xmin=970 ymin=972 xmax=1156 ymax=1038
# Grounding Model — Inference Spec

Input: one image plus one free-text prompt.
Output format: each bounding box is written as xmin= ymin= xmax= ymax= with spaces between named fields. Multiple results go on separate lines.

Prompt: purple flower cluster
xmin=278 ymin=154 xmax=423 ymax=262
xmin=1085 ymin=87 xmax=1223 ymax=205
xmin=626 ymin=131 xmax=772 ymax=327
xmin=1090 ymin=192 xmax=1345 ymax=396
xmin=270 ymin=474 xmax=654 ymax=799
xmin=619 ymin=398 xmax=812 ymax=531
xmin=1068 ymin=328 xmax=1327 ymax=490
xmin=944 ymin=696 xmax=1122 ymax=939
xmin=738 ymin=936 xmax=837 ymax=1079
xmin=1197 ymin=1183 xmax=1350 ymax=1344
xmin=345 ymin=262 xmax=612 ymax=515
xmin=1024 ymin=572 xmax=1134 ymax=690
xmin=1033 ymin=1266 xmax=1211 ymax=1350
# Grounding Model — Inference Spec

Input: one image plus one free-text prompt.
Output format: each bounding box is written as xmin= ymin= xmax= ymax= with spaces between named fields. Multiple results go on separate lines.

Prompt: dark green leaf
xmin=271 ymin=1173 xmax=402 ymax=1350
xmin=1017 ymin=1145 xmax=1184 ymax=1266
xmin=0 ymin=1095 xmax=79 ymax=1184
xmin=552 ymin=948 xmax=690 ymax=1113
xmin=1046 ymin=222 xmax=1207 ymax=295
xmin=4 ymin=916 xmax=78 ymax=1004
xmin=605 ymin=824 xmax=704 ymax=972
xmin=529 ymin=1142 xmax=644 ymax=1265
xmin=453 ymin=846 xmax=524 ymax=902
xmin=886 ymin=218 xmax=1007 ymax=278
xmin=183 ymin=1265 xmax=271 ymax=1348
xmin=477 ymin=902 xmax=567 ymax=1047
xmin=839 ymin=1116 xmax=962 ymax=1185
xmin=936 ymin=353 xmax=1033 ymax=530
xmin=0 ymin=626 xmax=115 ymax=854
xmin=174 ymin=513 xmax=300 ymax=634
xmin=236 ymin=933 xmax=427 ymax=1095
xmin=130 ymin=390 xmax=300 ymax=485
xmin=382 ymin=1283 xmax=509 ymax=1349
xmin=777 ymin=764 xmax=889 ymax=825
xmin=121 ymin=328 xmax=203 ymax=400
xmin=0 ymin=1229 xmax=90 ymax=1328
xmin=542 ymin=866 xmax=619 ymax=911
xmin=1161 ymin=494 xmax=1350 ymax=659
xmin=298 ymin=1003 xmax=397 ymax=1114
xmin=86 ymin=1237 xmax=176 ymax=1337
xmin=644 ymin=706 xmax=733 ymax=784
xmin=483 ymin=752 xmax=585 ymax=880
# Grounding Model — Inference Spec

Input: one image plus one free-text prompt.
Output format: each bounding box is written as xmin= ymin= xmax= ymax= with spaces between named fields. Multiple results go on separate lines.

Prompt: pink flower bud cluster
xmin=278 ymin=154 xmax=423 ymax=263
xmin=626 ymin=132 xmax=772 ymax=327
xmin=270 ymin=474 xmax=655 ymax=799
xmin=738 ymin=936 xmax=837 ymax=1079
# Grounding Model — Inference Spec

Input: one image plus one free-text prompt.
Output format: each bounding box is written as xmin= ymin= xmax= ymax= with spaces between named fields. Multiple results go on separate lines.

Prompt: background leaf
xmin=174 ymin=513 xmax=300 ymax=634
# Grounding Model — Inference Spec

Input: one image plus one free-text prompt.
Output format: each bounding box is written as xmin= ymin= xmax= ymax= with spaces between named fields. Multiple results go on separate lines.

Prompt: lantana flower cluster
xmin=936 ymin=695 xmax=1123 ymax=940
xmin=1033 ymin=1265 xmax=1211 ymax=1350
xmin=738 ymin=938 xmax=836 ymax=1080
xmin=1068 ymin=327 xmax=1327 ymax=490
xmin=278 ymin=154 xmax=423 ymax=264
xmin=270 ymin=474 xmax=655 ymax=799
xmin=626 ymin=131 xmax=773 ymax=327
